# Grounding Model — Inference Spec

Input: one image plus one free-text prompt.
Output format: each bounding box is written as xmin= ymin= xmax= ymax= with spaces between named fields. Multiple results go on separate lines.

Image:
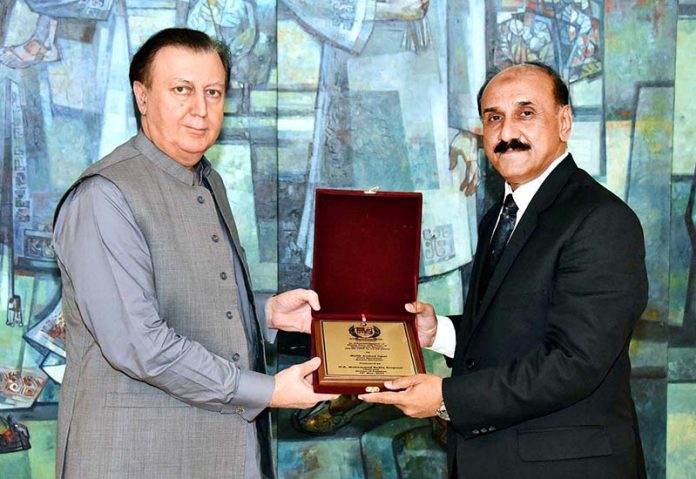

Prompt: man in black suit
xmin=360 ymin=62 xmax=648 ymax=478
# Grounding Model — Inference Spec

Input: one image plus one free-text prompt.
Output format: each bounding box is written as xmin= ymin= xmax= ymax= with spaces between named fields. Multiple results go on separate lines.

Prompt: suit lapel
xmin=472 ymin=155 xmax=578 ymax=328
xmin=474 ymin=211 xmax=538 ymax=323
xmin=469 ymin=206 xmax=499 ymax=316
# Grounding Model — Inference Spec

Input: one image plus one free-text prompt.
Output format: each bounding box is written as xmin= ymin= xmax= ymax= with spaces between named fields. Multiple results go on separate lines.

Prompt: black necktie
xmin=479 ymin=194 xmax=518 ymax=300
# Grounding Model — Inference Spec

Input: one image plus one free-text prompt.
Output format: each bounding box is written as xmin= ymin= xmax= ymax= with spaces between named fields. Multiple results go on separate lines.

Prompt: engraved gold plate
xmin=312 ymin=318 xmax=421 ymax=392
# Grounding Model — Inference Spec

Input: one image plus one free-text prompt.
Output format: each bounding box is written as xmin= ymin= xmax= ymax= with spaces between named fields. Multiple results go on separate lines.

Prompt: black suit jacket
xmin=442 ymin=156 xmax=648 ymax=478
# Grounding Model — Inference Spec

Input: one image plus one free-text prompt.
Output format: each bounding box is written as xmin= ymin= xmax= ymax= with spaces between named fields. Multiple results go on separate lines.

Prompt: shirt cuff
xmin=427 ymin=315 xmax=456 ymax=358
xmin=222 ymin=368 xmax=274 ymax=421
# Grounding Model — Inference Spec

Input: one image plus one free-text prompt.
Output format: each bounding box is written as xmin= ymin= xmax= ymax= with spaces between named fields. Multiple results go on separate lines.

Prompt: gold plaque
xmin=312 ymin=318 xmax=422 ymax=393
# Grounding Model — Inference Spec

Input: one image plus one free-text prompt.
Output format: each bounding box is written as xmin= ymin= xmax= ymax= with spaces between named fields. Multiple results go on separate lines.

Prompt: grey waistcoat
xmin=54 ymin=133 xmax=266 ymax=478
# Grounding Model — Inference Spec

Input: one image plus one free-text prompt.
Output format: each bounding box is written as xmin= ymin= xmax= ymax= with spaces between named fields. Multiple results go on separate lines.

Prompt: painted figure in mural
xmin=492 ymin=0 xmax=602 ymax=82
xmin=184 ymin=0 xmax=274 ymax=112
xmin=283 ymin=0 xmax=482 ymax=276
xmin=0 ymin=13 xmax=58 ymax=68
xmin=0 ymin=0 xmax=113 ymax=68
xmin=361 ymin=63 xmax=649 ymax=478
xmin=51 ymin=28 xmax=336 ymax=478
xmin=281 ymin=0 xmax=485 ymax=435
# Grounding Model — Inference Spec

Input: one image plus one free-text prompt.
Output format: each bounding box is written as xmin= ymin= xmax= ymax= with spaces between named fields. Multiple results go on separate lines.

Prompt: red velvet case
xmin=310 ymin=188 xmax=426 ymax=394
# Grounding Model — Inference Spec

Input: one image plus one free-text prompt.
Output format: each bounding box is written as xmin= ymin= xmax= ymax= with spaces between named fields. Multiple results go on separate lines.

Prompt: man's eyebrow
xmin=169 ymin=78 xmax=225 ymax=87
xmin=483 ymin=100 xmax=537 ymax=114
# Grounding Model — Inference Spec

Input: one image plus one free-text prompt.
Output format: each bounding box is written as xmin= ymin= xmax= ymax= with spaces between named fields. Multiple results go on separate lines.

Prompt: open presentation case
xmin=310 ymin=189 xmax=426 ymax=394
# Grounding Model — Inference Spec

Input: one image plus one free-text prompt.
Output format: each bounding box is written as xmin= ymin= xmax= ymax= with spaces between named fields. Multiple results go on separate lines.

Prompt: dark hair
xmin=476 ymin=61 xmax=570 ymax=116
xmin=129 ymin=28 xmax=231 ymax=124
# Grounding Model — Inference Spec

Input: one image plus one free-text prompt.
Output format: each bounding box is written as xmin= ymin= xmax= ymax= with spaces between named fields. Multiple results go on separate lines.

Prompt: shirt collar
xmin=504 ymin=151 xmax=569 ymax=221
xmin=133 ymin=130 xmax=210 ymax=186
xmin=194 ymin=158 xmax=212 ymax=186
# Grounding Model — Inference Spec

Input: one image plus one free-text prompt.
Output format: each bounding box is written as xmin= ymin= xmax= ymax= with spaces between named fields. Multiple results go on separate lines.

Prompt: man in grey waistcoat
xmin=52 ymin=28 xmax=337 ymax=479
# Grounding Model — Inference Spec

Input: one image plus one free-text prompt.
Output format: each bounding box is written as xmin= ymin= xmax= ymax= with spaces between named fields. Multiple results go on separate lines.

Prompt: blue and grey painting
xmin=0 ymin=0 xmax=693 ymax=477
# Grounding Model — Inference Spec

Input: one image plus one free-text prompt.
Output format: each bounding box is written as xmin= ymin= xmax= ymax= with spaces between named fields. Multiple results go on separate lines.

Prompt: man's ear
xmin=133 ymin=81 xmax=148 ymax=116
xmin=559 ymin=104 xmax=572 ymax=142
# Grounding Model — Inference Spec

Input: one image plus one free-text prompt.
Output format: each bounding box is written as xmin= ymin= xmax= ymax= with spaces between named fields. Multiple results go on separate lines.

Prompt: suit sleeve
xmin=53 ymin=176 xmax=274 ymax=420
xmin=441 ymin=200 xmax=648 ymax=436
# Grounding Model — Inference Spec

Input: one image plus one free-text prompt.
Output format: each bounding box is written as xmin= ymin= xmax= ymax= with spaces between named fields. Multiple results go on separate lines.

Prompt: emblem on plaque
xmin=349 ymin=324 xmax=381 ymax=339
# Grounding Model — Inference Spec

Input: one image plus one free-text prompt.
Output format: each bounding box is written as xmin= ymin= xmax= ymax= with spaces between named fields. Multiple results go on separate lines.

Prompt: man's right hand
xmin=269 ymin=357 xmax=338 ymax=409
xmin=405 ymin=301 xmax=437 ymax=348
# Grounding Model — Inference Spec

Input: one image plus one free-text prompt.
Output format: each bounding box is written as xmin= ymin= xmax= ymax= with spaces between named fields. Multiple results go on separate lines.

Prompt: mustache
xmin=494 ymin=139 xmax=531 ymax=154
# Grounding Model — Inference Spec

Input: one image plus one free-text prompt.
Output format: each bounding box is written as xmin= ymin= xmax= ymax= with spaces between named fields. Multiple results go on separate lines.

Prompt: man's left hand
xmin=266 ymin=289 xmax=320 ymax=334
xmin=358 ymin=374 xmax=443 ymax=418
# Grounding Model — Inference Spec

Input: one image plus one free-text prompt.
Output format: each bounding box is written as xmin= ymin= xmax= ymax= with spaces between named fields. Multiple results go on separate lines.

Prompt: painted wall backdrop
xmin=0 ymin=0 xmax=693 ymax=477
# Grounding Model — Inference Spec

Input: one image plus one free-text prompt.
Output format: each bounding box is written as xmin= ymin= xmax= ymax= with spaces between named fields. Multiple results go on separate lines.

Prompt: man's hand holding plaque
xmin=406 ymin=300 xmax=438 ymax=348
xmin=358 ymin=300 xmax=444 ymax=418
xmin=266 ymin=288 xmax=321 ymax=334
xmin=358 ymin=373 xmax=444 ymax=419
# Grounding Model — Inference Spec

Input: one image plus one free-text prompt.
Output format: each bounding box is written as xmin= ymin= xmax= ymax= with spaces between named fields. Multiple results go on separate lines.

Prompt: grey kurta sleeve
xmin=53 ymin=176 xmax=274 ymax=420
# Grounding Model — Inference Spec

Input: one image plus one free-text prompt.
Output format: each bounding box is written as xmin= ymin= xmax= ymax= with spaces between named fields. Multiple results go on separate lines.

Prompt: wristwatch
xmin=436 ymin=401 xmax=450 ymax=421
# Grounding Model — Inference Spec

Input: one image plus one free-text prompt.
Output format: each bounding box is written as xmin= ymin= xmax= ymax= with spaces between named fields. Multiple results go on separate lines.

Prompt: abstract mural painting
xmin=0 ymin=0 xmax=694 ymax=477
